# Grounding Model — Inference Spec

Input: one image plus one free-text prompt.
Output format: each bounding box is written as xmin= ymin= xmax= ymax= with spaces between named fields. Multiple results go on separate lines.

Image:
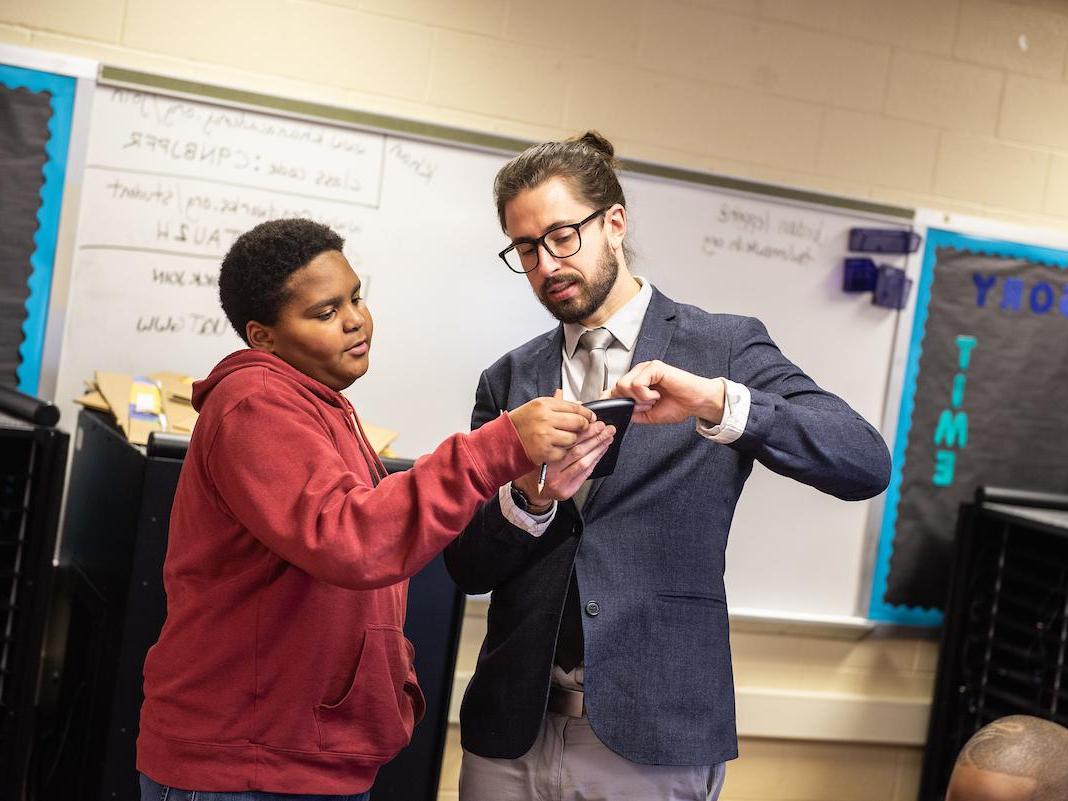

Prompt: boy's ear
xmin=246 ymin=320 xmax=274 ymax=351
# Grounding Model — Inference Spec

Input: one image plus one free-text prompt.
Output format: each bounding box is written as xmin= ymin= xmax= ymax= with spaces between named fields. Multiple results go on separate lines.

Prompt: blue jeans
xmin=139 ymin=773 xmax=371 ymax=801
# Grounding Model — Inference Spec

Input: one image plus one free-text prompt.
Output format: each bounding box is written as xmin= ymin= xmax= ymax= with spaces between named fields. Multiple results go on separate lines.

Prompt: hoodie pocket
xmin=314 ymin=624 xmax=426 ymax=760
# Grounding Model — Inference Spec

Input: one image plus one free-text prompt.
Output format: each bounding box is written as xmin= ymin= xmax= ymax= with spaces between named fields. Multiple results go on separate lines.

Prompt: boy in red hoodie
xmin=137 ymin=218 xmax=614 ymax=800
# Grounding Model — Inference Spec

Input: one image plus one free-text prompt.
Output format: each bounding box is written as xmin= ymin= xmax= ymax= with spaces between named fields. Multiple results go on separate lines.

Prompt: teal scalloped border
xmin=868 ymin=228 xmax=1068 ymax=625
xmin=0 ymin=63 xmax=75 ymax=396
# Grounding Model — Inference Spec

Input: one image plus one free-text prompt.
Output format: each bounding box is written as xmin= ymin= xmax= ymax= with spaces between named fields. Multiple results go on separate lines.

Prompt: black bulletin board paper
xmin=0 ymin=84 xmax=51 ymax=389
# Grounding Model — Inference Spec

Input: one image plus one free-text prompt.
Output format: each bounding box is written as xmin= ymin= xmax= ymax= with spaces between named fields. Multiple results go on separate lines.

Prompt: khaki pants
xmin=459 ymin=712 xmax=726 ymax=801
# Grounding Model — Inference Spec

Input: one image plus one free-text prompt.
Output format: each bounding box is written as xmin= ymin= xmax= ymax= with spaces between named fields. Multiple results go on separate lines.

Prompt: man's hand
xmin=514 ymin=419 xmax=615 ymax=505
xmin=612 ymin=360 xmax=726 ymax=425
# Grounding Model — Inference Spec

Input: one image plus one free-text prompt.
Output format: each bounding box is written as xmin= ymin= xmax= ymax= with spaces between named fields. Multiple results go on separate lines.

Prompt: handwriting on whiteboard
xmin=93 ymin=88 xmax=385 ymax=208
xmin=136 ymin=313 xmax=230 ymax=336
xmin=388 ymin=141 xmax=437 ymax=182
xmin=702 ymin=201 xmax=824 ymax=266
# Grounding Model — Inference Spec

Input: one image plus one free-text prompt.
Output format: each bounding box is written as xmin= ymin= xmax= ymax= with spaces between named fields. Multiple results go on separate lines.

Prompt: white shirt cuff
xmin=498 ymin=483 xmax=556 ymax=537
xmin=695 ymin=379 xmax=750 ymax=444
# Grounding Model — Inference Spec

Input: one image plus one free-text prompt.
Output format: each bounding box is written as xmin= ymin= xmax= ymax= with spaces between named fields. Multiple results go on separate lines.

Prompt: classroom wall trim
xmin=448 ymin=672 xmax=929 ymax=746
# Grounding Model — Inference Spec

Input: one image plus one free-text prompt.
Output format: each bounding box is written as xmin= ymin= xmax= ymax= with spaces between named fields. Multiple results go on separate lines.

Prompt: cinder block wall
xmin=6 ymin=2 xmax=1065 ymax=799
xmin=5 ymin=0 xmax=1068 ymax=227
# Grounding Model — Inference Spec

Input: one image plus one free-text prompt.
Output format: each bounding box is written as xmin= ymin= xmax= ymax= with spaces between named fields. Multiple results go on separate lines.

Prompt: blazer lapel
xmin=534 ymin=327 xmax=564 ymax=400
xmin=629 ymin=287 xmax=679 ymax=366
xmin=584 ymin=288 xmax=679 ymax=512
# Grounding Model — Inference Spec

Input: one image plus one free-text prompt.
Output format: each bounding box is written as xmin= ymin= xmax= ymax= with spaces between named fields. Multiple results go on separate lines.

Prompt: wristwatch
xmin=510 ymin=483 xmax=551 ymax=515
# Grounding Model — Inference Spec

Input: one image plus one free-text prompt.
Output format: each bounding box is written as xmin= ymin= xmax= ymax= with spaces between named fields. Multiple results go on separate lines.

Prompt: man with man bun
xmin=445 ymin=131 xmax=892 ymax=800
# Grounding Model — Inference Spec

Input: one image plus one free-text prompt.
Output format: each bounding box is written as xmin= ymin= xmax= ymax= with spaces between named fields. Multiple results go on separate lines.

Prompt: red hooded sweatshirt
xmin=137 ymin=349 xmax=532 ymax=794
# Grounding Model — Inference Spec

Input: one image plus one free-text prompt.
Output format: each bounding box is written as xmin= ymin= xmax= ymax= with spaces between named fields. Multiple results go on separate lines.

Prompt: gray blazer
xmin=444 ymin=287 xmax=891 ymax=766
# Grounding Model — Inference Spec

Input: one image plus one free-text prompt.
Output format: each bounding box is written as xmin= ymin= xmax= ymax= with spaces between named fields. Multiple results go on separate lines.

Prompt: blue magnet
xmin=873 ymin=265 xmax=913 ymax=309
xmin=843 ymin=258 xmax=878 ymax=292
xmin=849 ymin=228 xmax=922 ymax=254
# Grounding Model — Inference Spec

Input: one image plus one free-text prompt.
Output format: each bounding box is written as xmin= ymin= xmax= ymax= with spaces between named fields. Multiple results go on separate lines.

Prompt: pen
xmin=536 ymin=462 xmax=547 ymax=494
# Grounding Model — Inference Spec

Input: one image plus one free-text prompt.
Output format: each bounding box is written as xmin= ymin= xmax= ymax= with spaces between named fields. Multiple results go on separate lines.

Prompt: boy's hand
xmin=612 ymin=360 xmax=726 ymax=425
xmin=513 ymin=420 xmax=615 ymax=504
xmin=508 ymin=394 xmax=595 ymax=465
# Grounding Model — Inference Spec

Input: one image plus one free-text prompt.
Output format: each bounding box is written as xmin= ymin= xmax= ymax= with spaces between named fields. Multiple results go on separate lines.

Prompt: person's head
xmin=947 ymin=716 xmax=1068 ymax=801
xmin=494 ymin=131 xmax=636 ymax=327
xmin=219 ymin=218 xmax=372 ymax=391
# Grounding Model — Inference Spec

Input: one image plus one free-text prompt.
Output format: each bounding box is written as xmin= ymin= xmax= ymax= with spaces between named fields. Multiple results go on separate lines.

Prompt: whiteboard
xmin=627 ymin=180 xmax=907 ymax=618
xmin=52 ymin=80 xmax=914 ymax=619
xmin=53 ymin=86 xmax=552 ymax=454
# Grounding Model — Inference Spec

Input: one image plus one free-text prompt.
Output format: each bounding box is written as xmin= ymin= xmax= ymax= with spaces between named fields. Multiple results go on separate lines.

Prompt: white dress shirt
xmin=499 ymin=278 xmax=751 ymax=534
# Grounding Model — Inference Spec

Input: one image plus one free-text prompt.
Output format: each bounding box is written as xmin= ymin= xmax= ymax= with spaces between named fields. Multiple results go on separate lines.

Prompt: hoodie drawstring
xmin=349 ymin=409 xmax=387 ymax=487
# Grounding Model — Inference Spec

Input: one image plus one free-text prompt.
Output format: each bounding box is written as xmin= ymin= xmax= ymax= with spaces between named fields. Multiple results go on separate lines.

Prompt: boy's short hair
xmin=220 ymin=218 xmax=345 ymax=343
xmin=950 ymin=715 xmax=1068 ymax=801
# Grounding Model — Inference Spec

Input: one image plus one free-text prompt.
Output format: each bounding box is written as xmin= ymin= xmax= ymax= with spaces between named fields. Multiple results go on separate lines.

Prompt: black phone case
xmin=582 ymin=398 xmax=634 ymax=479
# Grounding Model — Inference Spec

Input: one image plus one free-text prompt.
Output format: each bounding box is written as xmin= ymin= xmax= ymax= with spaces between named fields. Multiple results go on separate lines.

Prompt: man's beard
xmin=537 ymin=244 xmax=619 ymax=324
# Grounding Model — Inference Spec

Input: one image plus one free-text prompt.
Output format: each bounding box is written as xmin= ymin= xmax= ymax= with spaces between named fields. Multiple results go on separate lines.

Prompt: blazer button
xmin=585 ymin=600 xmax=600 ymax=617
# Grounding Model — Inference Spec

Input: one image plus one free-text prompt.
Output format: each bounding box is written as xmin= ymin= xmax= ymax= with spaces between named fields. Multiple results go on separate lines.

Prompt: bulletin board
xmin=871 ymin=223 xmax=1068 ymax=624
xmin=0 ymin=60 xmax=76 ymax=394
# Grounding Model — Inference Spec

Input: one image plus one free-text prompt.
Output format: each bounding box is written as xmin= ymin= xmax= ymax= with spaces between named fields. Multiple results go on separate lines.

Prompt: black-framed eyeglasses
xmin=498 ymin=207 xmax=610 ymax=274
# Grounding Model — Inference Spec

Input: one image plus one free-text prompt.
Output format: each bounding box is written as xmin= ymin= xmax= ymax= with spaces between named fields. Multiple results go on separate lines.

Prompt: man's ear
xmin=246 ymin=320 xmax=274 ymax=351
xmin=606 ymin=203 xmax=627 ymax=250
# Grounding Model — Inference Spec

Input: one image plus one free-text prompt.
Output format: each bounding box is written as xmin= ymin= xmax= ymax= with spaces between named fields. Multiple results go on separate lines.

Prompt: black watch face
xmin=510 ymin=485 xmax=530 ymax=511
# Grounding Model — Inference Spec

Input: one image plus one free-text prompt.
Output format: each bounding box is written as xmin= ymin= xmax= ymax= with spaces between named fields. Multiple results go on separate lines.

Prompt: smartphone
xmin=582 ymin=397 xmax=635 ymax=479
